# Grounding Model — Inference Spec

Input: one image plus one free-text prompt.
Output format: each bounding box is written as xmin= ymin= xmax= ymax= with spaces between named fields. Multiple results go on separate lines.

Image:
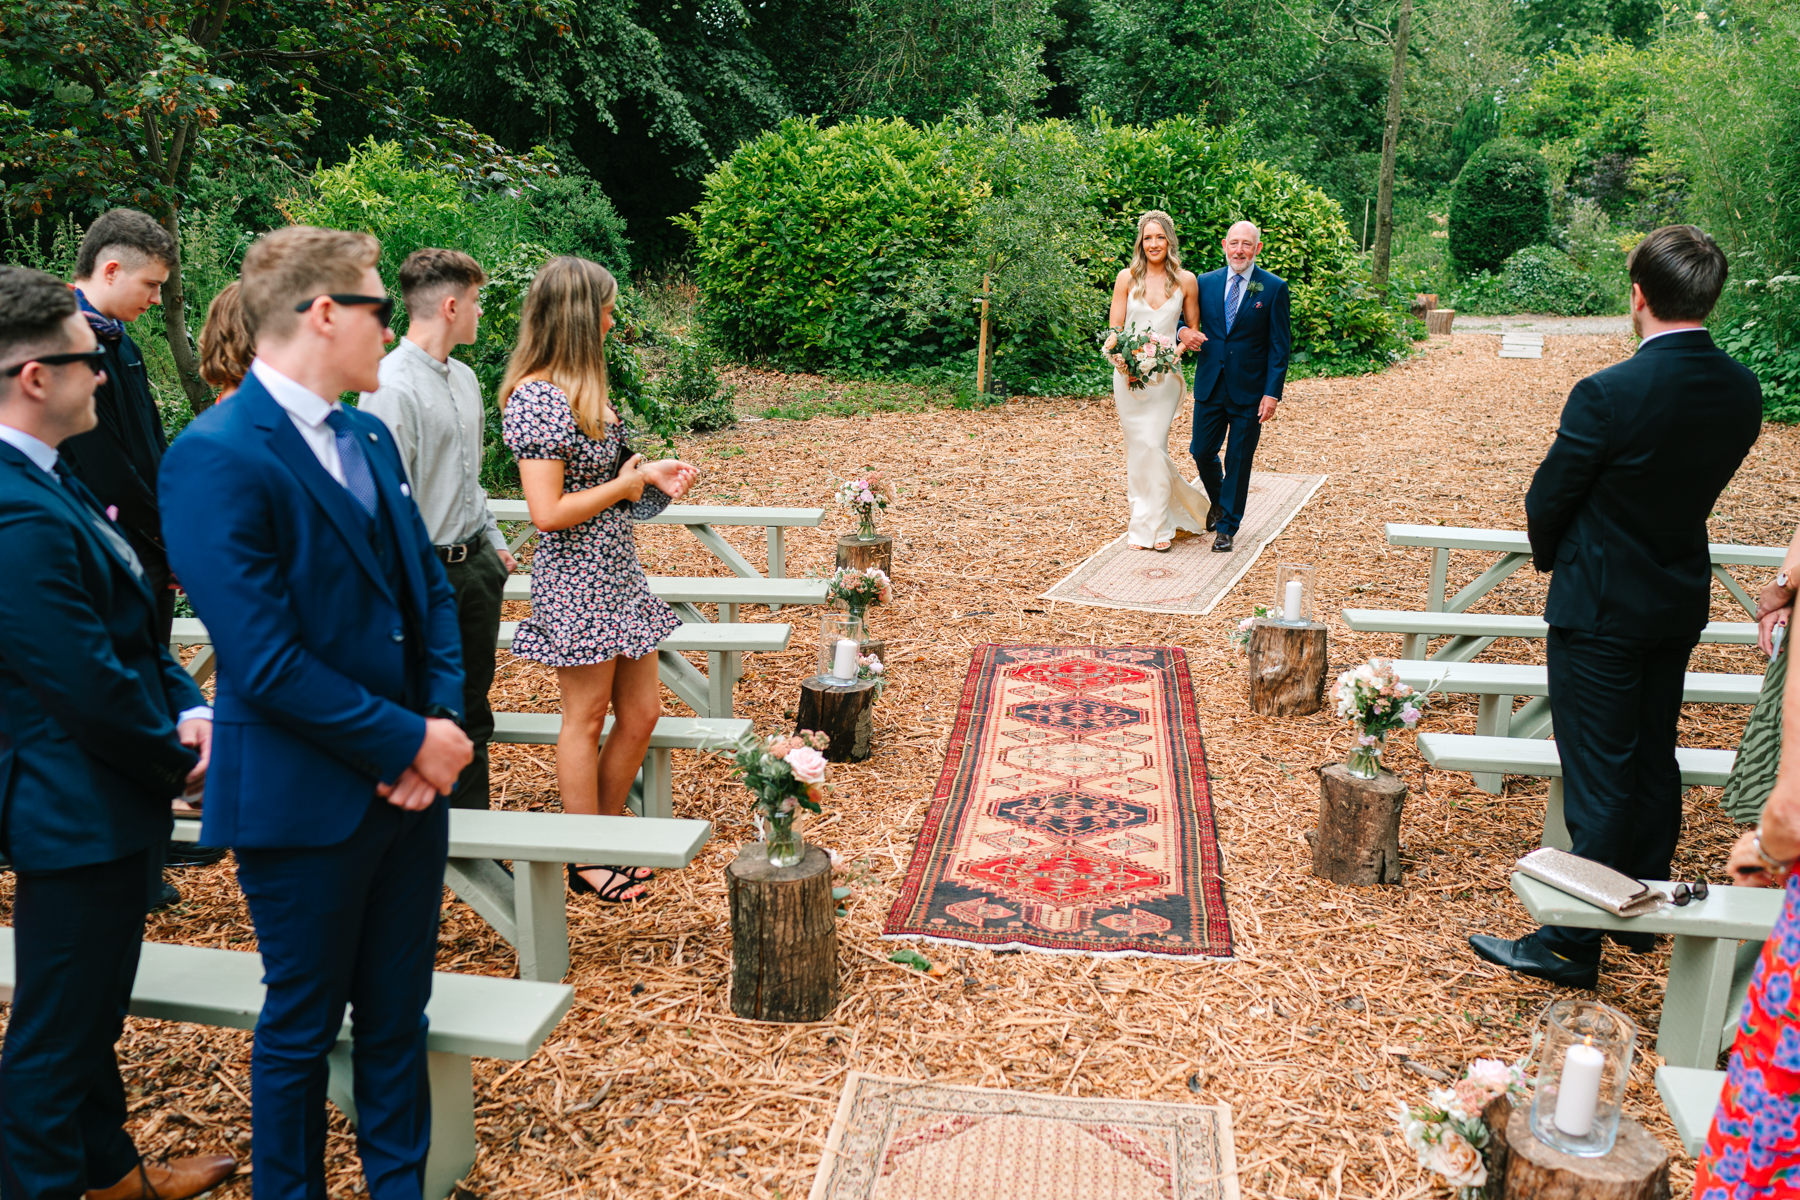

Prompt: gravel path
xmin=1452 ymin=313 xmax=1632 ymax=335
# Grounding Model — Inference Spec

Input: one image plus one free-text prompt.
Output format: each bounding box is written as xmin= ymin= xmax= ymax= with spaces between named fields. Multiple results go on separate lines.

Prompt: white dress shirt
xmin=251 ymin=358 xmax=344 ymax=484
xmin=1637 ymin=326 xmax=1705 ymax=349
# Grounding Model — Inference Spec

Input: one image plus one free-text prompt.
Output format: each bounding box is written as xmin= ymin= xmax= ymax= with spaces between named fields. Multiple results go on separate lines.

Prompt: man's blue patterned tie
xmin=1225 ymin=273 xmax=1244 ymax=335
xmin=324 ymin=408 xmax=379 ymax=518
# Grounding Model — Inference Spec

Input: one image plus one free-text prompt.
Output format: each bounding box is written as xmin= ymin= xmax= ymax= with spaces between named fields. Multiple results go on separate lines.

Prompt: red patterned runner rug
xmin=884 ymin=645 xmax=1232 ymax=959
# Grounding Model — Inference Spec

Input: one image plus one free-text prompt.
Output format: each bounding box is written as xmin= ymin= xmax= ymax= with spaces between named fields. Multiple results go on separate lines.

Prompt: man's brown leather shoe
xmin=87 ymin=1155 xmax=237 ymax=1200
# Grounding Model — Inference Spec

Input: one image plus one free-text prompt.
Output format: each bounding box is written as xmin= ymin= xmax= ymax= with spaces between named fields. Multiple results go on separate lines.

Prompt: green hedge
xmin=1449 ymin=244 xmax=1608 ymax=316
xmin=684 ymin=114 xmax=1406 ymax=385
xmin=1449 ymin=139 xmax=1551 ymax=275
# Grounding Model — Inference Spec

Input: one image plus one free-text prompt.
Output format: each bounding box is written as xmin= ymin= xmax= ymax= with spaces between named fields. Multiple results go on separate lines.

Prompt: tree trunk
xmin=1369 ymin=0 xmax=1415 ymax=292
xmin=728 ymin=842 xmax=839 ymax=1022
xmin=1499 ymin=1107 xmax=1670 ymax=1200
xmin=157 ymin=205 xmax=213 ymax=415
xmin=836 ymin=533 xmax=893 ymax=582
xmin=796 ymin=675 xmax=876 ymax=762
xmin=1246 ymin=619 xmax=1328 ymax=716
xmin=1312 ymin=764 xmax=1406 ymax=885
xmin=1426 ymin=308 xmax=1456 ymax=335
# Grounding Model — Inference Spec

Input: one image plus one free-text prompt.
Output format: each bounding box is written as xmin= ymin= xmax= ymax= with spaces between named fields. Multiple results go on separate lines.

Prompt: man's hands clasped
xmin=381 ymin=717 xmax=474 ymax=811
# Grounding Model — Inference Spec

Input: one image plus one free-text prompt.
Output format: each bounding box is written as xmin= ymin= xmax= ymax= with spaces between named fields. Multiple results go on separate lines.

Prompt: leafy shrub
xmin=1501 ymin=42 xmax=1657 ymax=211
xmin=1499 ymin=244 xmax=1607 ymax=315
xmin=1449 ymin=139 xmax=1551 ymax=274
xmin=661 ymin=341 xmax=738 ymax=432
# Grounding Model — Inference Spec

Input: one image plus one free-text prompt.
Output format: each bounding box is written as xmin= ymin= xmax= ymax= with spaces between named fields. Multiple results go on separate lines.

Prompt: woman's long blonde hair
xmin=1129 ymin=210 xmax=1183 ymax=301
xmin=499 ymin=256 xmax=617 ymax=438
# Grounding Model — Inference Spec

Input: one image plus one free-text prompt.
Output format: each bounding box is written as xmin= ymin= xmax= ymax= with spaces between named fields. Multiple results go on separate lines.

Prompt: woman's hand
xmin=642 ymin=458 xmax=699 ymax=500
xmin=617 ymin=453 xmax=647 ymax=502
xmin=1760 ymin=602 xmax=1792 ymax=657
xmin=1728 ymin=828 xmax=1791 ymax=888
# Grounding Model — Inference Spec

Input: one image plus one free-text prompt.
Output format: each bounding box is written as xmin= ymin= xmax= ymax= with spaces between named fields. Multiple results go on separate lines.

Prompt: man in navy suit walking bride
xmin=1179 ymin=220 xmax=1291 ymax=552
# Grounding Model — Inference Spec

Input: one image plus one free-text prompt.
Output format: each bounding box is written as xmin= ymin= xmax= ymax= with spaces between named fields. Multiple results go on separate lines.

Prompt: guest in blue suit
xmin=1181 ymin=220 xmax=1292 ymax=552
xmin=159 ymin=227 xmax=472 ymax=1200
xmin=0 ymin=267 xmax=237 ymax=1200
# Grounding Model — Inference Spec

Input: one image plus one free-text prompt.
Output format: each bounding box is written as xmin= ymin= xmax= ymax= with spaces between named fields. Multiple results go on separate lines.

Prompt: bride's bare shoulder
xmin=1179 ymin=269 xmax=1201 ymax=292
xmin=1114 ymin=267 xmax=1134 ymax=286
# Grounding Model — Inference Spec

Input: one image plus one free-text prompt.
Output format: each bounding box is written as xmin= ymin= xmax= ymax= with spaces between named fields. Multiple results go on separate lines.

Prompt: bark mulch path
xmin=7 ymin=333 xmax=1795 ymax=1199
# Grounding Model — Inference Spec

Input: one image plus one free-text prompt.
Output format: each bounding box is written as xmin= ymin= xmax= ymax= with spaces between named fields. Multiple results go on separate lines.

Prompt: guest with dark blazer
xmin=0 ymin=267 xmax=235 ymax=1200
xmin=1471 ymin=225 xmax=1764 ymax=988
xmin=1181 ymin=219 xmax=1291 ymax=553
xmin=160 ymin=227 xmax=471 ymax=1200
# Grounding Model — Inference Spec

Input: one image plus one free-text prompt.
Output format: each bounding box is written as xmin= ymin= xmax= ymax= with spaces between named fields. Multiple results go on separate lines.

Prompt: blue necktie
xmin=324 ymin=408 xmax=379 ymax=518
xmin=1225 ymin=273 xmax=1244 ymax=334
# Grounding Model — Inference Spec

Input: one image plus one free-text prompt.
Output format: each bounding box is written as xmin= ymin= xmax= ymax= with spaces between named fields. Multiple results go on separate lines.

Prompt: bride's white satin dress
xmin=1114 ymin=291 xmax=1211 ymax=547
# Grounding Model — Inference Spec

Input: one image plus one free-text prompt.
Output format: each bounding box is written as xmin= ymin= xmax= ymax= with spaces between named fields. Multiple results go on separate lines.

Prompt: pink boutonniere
xmin=105 ymin=504 xmax=119 ymax=521
xmin=1255 ymin=301 xmax=1264 ymax=309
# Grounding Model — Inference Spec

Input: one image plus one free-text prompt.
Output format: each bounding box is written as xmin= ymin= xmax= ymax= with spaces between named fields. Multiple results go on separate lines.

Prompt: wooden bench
xmin=1342 ymin=607 xmax=1758 ymax=664
xmin=1386 ymin=522 xmax=1780 ymax=622
xmin=173 ymin=808 xmax=711 ymax=982
xmin=1395 ymin=660 xmax=1761 ymax=791
xmin=1656 ymin=1066 xmax=1726 ymax=1155
xmin=1511 ymin=872 xmax=1779 ymax=1073
xmin=491 ymin=712 xmax=747 ymax=820
xmin=0 ymin=928 xmax=573 ymax=1199
xmin=1417 ymin=733 xmax=1735 ymax=848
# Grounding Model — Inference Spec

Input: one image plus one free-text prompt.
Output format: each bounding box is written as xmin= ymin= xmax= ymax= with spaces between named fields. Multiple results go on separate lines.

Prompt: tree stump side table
xmin=1312 ymin=763 xmax=1406 ymax=885
xmin=796 ymin=675 xmax=875 ymax=762
xmin=728 ymin=841 xmax=839 ymax=1022
xmin=1247 ymin=618 xmax=1328 ymax=716
xmin=1499 ymin=1107 xmax=1670 ymax=1200
xmin=836 ymin=534 xmax=893 ymax=584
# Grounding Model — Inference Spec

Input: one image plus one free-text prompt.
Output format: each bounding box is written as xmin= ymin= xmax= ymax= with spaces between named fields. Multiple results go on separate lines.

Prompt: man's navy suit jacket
xmin=159 ymin=371 xmax=464 ymax=850
xmin=0 ymin=439 xmax=201 ymax=872
xmin=1189 ymin=264 xmax=1292 ymax=412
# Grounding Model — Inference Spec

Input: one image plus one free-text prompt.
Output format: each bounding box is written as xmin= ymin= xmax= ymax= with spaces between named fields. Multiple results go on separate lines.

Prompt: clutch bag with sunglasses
xmin=1516 ymin=847 xmax=1665 ymax=918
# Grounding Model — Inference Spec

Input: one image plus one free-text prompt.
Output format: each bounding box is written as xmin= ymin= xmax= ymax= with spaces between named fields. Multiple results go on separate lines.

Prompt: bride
xmin=1106 ymin=211 xmax=1211 ymax=551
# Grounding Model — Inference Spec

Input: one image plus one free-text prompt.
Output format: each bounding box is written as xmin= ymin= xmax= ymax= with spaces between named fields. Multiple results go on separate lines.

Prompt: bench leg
xmin=185 ymin=645 xmax=217 ymax=686
xmin=1472 ymin=695 xmax=1508 ymax=793
xmin=513 ymin=861 xmax=571 ymax=983
xmin=769 ymin=527 xmax=785 ymax=613
xmin=1427 ymin=547 xmax=1449 ymax=613
xmin=656 ymin=648 xmax=713 ymax=716
xmin=1659 ymin=935 xmax=1743 ymax=1069
xmin=1541 ymin=779 xmax=1571 ymax=850
xmin=326 ymin=1044 xmax=477 ymax=1200
xmin=639 ymin=747 xmax=674 ymax=819
xmin=1721 ymin=939 xmax=1764 ymax=1055
xmin=708 ymin=651 xmax=732 ymax=718
xmin=1509 ymin=696 xmax=1554 ymax=740
xmin=1402 ymin=632 xmax=1427 ymax=662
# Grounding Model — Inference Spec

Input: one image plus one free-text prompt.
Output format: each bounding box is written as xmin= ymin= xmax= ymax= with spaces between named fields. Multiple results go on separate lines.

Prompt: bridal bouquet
xmin=1394 ymin=1058 xmax=1530 ymax=1198
xmin=1098 ymin=324 xmax=1180 ymax=390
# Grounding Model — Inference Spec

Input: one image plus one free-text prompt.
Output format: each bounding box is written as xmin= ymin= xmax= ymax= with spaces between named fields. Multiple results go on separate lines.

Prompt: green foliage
xmin=844 ymin=0 xmax=1059 ymax=120
xmin=1512 ymin=0 xmax=1662 ymax=54
xmin=1499 ymin=244 xmax=1607 ymax=314
xmin=659 ymin=341 xmax=739 ymax=432
xmin=1448 ymin=139 xmax=1551 ymax=274
xmin=1501 ymin=41 xmax=1658 ymax=216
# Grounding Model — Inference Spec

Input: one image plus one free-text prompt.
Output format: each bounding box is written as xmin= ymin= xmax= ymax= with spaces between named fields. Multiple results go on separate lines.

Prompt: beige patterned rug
xmin=1041 ymin=472 xmax=1326 ymax=616
xmin=809 ymin=1073 xmax=1240 ymax=1200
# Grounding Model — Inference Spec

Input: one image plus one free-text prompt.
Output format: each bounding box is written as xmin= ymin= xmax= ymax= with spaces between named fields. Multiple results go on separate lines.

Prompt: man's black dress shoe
xmin=1607 ymin=929 xmax=1659 ymax=955
xmin=1205 ymin=508 xmax=1218 ymax=532
xmin=1212 ymin=532 xmax=1234 ymax=552
xmin=165 ymin=843 xmax=227 ymax=868
xmin=1468 ymin=931 xmax=1598 ymax=988
xmin=152 ymin=878 xmax=182 ymax=912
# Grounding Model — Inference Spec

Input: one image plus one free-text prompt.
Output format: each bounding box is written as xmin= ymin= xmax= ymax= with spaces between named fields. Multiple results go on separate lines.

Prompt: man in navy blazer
xmin=0 ymin=268 xmax=237 ymax=1200
xmin=160 ymin=227 xmax=471 ymax=1200
xmin=1181 ymin=220 xmax=1292 ymax=552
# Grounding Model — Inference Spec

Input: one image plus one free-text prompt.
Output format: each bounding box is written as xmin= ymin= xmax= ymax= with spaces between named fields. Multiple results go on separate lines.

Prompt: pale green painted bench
xmin=0 ymin=927 xmax=573 ymax=1200
xmin=490 ymin=712 xmax=748 ymax=820
xmin=173 ymin=808 xmax=712 ymax=982
xmin=1417 ymin=733 xmax=1735 ymax=848
xmin=1341 ymin=607 xmax=1759 ymax=664
xmin=1395 ymin=660 xmax=1761 ymax=792
xmin=1656 ymin=1066 xmax=1725 ymax=1155
xmin=1386 ymin=522 xmax=1781 ymax=625
xmin=1510 ymin=873 xmax=1780 ymax=1073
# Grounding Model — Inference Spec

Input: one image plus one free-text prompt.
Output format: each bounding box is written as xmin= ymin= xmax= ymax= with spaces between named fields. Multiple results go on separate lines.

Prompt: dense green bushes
xmin=686 ymin=114 xmax=1406 ymax=388
xmin=1448 ymin=140 xmax=1552 ymax=274
xmin=1450 ymin=244 xmax=1609 ymax=316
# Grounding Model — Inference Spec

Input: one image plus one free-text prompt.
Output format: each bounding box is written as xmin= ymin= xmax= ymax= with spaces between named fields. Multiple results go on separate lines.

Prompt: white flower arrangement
xmin=1394 ymin=1058 xmax=1530 ymax=1198
xmin=856 ymin=651 xmax=887 ymax=699
xmin=1334 ymin=657 xmax=1432 ymax=741
xmin=1228 ymin=604 xmax=1270 ymax=652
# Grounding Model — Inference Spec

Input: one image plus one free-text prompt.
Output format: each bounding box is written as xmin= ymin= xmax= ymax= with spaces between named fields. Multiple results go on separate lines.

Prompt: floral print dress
xmin=1696 ymin=873 xmax=1800 ymax=1199
xmin=501 ymin=379 xmax=681 ymax=666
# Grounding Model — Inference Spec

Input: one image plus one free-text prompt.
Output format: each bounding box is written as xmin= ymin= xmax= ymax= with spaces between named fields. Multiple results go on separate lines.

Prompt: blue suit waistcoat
xmin=1188 ymin=265 xmax=1292 ymax=412
xmin=158 ymin=372 xmax=464 ymax=850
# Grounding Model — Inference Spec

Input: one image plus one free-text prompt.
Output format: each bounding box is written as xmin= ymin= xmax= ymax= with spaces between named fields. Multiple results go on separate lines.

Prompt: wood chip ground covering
xmin=6 ymin=332 xmax=1795 ymax=1199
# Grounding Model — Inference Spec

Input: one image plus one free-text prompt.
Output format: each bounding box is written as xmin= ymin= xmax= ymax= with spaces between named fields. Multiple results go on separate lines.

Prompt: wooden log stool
xmin=1426 ymin=308 xmax=1456 ymax=335
xmin=728 ymin=842 xmax=839 ymax=1022
xmin=836 ymin=533 xmax=893 ymax=582
xmin=1312 ymin=763 xmax=1405 ymax=885
xmin=1247 ymin=618 xmax=1327 ymax=716
xmin=1498 ymin=1106 xmax=1670 ymax=1200
xmin=796 ymin=675 xmax=876 ymax=762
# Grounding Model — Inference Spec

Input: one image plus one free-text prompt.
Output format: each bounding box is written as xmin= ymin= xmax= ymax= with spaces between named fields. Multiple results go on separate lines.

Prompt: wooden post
xmin=796 ymin=675 xmax=875 ymax=762
xmin=1313 ymin=764 xmax=1406 ymax=886
xmin=1499 ymin=1107 xmax=1670 ymax=1200
xmin=1426 ymin=308 xmax=1456 ymax=335
xmin=835 ymin=533 xmax=893 ymax=582
xmin=975 ymin=273 xmax=991 ymax=395
xmin=728 ymin=842 xmax=839 ymax=1022
xmin=1246 ymin=619 xmax=1328 ymax=716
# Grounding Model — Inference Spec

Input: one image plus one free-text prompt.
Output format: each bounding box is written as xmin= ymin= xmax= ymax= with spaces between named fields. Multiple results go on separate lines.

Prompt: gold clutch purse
xmin=1516 ymin=847 xmax=1665 ymax=918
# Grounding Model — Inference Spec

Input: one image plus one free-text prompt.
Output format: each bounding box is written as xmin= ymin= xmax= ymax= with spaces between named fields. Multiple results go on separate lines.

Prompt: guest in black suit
xmin=1471 ymin=225 xmax=1764 ymax=988
xmin=0 ymin=268 xmax=236 ymax=1200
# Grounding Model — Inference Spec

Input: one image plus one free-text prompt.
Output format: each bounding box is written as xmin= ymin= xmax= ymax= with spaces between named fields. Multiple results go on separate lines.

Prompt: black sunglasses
xmin=1 ymin=348 xmax=108 ymax=377
xmin=294 ymin=293 xmax=395 ymax=327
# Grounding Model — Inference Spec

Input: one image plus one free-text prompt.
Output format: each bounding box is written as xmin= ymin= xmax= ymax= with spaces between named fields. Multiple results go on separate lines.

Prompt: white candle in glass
xmin=1283 ymin=579 xmax=1304 ymax=623
xmin=831 ymin=637 xmax=860 ymax=681
xmin=1553 ymin=1042 xmax=1605 ymax=1136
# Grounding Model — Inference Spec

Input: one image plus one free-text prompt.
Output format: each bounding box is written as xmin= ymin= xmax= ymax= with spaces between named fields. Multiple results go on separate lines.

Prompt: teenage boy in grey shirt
xmin=361 ymin=248 xmax=513 ymax=809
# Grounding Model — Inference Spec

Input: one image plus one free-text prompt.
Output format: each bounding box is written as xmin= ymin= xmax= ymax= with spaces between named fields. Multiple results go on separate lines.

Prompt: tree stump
xmin=1410 ymin=292 xmax=1439 ymax=318
xmin=1426 ymin=308 xmax=1456 ymax=335
xmin=796 ymin=675 xmax=875 ymax=762
xmin=1313 ymin=764 xmax=1406 ymax=885
xmin=836 ymin=533 xmax=893 ymax=586
xmin=1247 ymin=619 xmax=1328 ymax=716
xmin=1499 ymin=1107 xmax=1670 ymax=1200
xmin=728 ymin=841 xmax=839 ymax=1022
xmin=1483 ymin=1095 xmax=1517 ymax=1196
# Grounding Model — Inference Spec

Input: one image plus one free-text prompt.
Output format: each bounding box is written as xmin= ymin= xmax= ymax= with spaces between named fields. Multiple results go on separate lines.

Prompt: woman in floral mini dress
xmin=500 ymin=257 xmax=697 ymax=902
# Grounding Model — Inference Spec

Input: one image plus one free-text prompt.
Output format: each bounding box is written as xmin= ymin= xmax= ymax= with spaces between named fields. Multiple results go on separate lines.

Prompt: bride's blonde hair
xmin=1129 ymin=210 xmax=1183 ymax=301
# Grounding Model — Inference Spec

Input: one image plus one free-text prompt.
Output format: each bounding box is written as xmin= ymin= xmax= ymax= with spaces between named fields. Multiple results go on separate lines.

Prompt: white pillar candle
xmin=1553 ymin=1042 xmax=1606 ymax=1136
xmin=831 ymin=637 xmax=860 ymax=681
xmin=1283 ymin=579 xmax=1304 ymax=623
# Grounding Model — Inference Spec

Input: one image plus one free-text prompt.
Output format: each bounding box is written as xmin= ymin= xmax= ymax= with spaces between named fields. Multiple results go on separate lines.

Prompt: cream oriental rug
xmin=808 ymin=1073 xmax=1240 ymax=1200
xmin=1041 ymin=472 xmax=1326 ymax=616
